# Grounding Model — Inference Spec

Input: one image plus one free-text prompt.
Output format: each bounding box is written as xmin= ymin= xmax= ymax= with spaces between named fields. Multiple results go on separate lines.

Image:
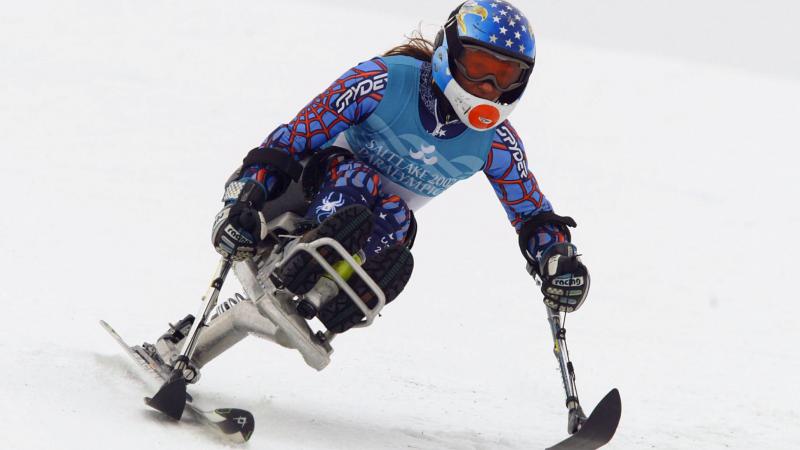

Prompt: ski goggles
xmin=454 ymin=44 xmax=530 ymax=92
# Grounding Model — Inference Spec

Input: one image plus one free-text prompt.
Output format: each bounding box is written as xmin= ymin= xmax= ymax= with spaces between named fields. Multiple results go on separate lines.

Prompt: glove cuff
xmin=222 ymin=179 xmax=267 ymax=208
xmin=517 ymin=211 xmax=576 ymax=266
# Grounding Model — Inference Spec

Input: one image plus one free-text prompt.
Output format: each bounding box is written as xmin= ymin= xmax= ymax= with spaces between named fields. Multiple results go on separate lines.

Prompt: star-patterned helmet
xmin=432 ymin=0 xmax=535 ymax=131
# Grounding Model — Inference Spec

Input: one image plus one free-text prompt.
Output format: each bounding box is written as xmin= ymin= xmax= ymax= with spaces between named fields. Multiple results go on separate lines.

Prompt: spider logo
xmin=315 ymin=192 xmax=346 ymax=221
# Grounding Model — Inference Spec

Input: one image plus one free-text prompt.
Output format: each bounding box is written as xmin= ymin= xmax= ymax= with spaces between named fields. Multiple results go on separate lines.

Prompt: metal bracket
xmin=276 ymin=237 xmax=387 ymax=328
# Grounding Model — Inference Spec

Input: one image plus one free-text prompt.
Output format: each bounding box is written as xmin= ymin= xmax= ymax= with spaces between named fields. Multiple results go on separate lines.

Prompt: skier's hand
xmin=211 ymin=180 xmax=268 ymax=261
xmin=537 ymin=242 xmax=590 ymax=312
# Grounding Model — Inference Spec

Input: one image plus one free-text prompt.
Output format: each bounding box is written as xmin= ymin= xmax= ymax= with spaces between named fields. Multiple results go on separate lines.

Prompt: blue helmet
xmin=432 ymin=1 xmax=536 ymax=131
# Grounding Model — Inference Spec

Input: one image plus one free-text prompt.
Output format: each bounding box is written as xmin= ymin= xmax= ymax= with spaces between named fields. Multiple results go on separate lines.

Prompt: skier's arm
xmin=483 ymin=122 xmax=569 ymax=258
xmin=237 ymin=58 xmax=390 ymax=201
xmin=484 ymin=122 xmax=589 ymax=312
xmin=211 ymin=59 xmax=389 ymax=260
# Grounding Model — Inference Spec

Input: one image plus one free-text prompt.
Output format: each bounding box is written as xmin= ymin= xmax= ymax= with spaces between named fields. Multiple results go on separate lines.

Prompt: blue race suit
xmin=239 ymin=55 xmax=567 ymax=258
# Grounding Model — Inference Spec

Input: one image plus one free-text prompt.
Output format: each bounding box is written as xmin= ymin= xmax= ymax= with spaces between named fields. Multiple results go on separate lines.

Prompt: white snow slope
xmin=1 ymin=1 xmax=799 ymax=449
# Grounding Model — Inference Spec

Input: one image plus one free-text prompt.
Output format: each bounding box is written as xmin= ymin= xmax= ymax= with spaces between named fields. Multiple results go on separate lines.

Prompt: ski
xmin=546 ymin=388 xmax=621 ymax=450
xmin=100 ymin=320 xmax=255 ymax=442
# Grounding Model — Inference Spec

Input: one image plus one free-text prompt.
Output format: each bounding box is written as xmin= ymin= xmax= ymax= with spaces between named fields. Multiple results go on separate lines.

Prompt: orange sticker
xmin=468 ymin=104 xmax=500 ymax=129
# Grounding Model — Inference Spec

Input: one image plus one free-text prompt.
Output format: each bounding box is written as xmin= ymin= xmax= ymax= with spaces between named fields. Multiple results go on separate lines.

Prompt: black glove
xmin=537 ymin=242 xmax=590 ymax=312
xmin=211 ymin=180 xmax=268 ymax=261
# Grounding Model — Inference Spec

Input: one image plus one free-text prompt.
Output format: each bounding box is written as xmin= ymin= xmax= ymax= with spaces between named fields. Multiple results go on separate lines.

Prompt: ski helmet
xmin=432 ymin=0 xmax=535 ymax=131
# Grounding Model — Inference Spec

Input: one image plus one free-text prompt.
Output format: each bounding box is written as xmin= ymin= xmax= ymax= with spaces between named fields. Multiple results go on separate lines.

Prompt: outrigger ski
xmin=542 ymin=304 xmax=622 ymax=449
xmin=546 ymin=389 xmax=621 ymax=450
xmin=100 ymin=320 xmax=255 ymax=442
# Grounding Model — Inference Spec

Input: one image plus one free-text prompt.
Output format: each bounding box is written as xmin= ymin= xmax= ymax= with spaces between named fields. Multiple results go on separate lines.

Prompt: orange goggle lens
xmin=455 ymin=45 xmax=529 ymax=91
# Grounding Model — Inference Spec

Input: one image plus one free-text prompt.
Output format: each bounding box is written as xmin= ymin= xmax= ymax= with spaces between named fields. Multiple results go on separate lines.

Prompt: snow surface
xmin=1 ymin=1 xmax=799 ymax=449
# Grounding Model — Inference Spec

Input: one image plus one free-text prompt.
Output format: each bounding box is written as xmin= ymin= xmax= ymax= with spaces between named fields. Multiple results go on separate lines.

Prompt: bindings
xmin=149 ymin=314 xmax=202 ymax=383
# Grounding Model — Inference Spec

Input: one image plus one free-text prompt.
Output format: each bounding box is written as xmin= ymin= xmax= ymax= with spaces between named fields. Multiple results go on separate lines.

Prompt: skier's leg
xmin=317 ymin=193 xmax=414 ymax=333
xmin=306 ymin=159 xmax=381 ymax=222
xmin=364 ymin=194 xmax=413 ymax=256
xmin=304 ymin=159 xmax=412 ymax=256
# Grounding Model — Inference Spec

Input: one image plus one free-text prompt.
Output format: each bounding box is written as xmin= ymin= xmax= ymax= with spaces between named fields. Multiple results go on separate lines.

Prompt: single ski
xmin=100 ymin=320 xmax=255 ymax=442
xmin=546 ymin=388 xmax=621 ymax=450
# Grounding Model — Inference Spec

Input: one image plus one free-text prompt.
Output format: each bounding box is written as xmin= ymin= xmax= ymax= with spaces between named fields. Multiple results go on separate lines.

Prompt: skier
xmin=151 ymin=0 xmax=589 ymax=373
xmin=103 ymin=3 xmax=620 ymax=440
xmin=209 ymin=0 xmax=590 ymax=332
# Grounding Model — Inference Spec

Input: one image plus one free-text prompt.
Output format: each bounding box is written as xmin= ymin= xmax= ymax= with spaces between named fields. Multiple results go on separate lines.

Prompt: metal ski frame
xmin=221 ymin=234 xmax=387 ymax=369
xmin=144 ymin=211 xmax=389 ymax=419
xmin=278 ymin=236 xmax=387 ymax=328
xmin=150 ymin=212 xmax=387 ymax=375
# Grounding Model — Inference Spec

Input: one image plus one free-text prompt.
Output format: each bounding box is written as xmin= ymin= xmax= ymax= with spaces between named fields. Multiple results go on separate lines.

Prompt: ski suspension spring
xmin=215 ymin=292 xmax=249 ymax=317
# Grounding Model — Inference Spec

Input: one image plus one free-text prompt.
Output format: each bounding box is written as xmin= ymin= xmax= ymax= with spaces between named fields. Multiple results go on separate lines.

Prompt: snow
xmin=1 ymin=1 xmax=799 ymax=448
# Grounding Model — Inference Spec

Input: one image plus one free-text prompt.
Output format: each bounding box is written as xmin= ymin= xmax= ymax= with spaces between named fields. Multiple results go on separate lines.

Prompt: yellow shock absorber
xmin=325 ymin=253 xmax=364 ymax=282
